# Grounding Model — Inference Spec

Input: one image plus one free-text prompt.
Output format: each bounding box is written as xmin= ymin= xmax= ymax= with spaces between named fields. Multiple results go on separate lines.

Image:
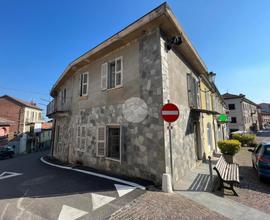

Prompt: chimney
xmin=30 ymin=100 xmax=36 ymax=106
xmin=239 ymin=93 xmax=245 ymax=97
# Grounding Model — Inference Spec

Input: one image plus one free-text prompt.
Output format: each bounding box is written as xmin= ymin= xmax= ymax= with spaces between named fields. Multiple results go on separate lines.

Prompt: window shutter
xmin=79 ymin=74 xmax=81 ymax=96
xmin=96 ymin=126 xmax=106 ymax=157
xmin=101 ymin=63 xmax=108 ymax=90
xmin=187 ymin=73 xmax=192 ymax=107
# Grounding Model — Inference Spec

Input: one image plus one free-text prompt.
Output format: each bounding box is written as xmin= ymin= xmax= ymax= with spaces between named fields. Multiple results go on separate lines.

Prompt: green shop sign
xmin=218 ymin=114 xmax=229 ymax=123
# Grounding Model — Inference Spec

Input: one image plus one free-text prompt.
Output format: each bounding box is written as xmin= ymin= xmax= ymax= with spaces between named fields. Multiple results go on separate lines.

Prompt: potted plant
xmin=218 ymin=140 xmax=241 ymax=163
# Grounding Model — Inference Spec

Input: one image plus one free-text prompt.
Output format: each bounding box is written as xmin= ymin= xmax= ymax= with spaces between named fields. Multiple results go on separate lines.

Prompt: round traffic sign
xmin=161 ymin=103 xmax=179 ymax=123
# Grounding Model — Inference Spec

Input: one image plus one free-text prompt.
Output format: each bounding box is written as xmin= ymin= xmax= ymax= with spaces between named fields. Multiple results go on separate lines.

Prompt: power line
xmin=0 ymin=86 xmax=50 ymax=96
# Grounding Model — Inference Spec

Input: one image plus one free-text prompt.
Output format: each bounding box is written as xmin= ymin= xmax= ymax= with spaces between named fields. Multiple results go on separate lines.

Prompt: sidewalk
xmin=174 ymin=156 xmax=270 ymax=220
xmin=109 ymin=191 xmax=229 ymax=220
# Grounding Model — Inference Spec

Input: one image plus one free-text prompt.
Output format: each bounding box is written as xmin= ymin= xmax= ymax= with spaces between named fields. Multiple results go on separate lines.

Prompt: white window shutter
xmin=96 ymin=126 xmax=106 ymax=157
xmin=101 ymin=63 xmax=108 ymax=90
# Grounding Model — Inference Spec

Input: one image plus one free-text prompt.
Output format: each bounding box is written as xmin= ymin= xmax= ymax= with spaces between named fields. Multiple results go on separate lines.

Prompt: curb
xmin=40 ymin=156 xmax=146 ymax=190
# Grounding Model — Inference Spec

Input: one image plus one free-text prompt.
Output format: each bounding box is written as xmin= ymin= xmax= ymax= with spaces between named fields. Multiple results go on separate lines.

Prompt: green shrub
xmin=232 ymin=134 xmax=255 ymax=146
xmin=218 ymin=140 xmax=241 ymax=156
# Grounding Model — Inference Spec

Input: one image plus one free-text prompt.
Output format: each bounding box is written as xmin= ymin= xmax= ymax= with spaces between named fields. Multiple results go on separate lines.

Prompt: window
xmin=61 ymin=88 xmax=66 ymax=104
xmin=80 ymin=72 xmax=89 ymax=96
xmin=107 ymin=126 xmax=121 ymax=160
xmin=228 ymin=104 xmax=235 ymax=110
xmin=187 ymin=73 xmax=200 ymax=109
xmin=31 ymin=111 xmax=34 ymax=121
xmin=96 ymin=125 xmax=122 ymax=161
xmin=38 ymin=112 xmax=42 ymax=120
xmin=231 ymin=117 xmax=237 ymax=123
xmin=101 ymin=57 xmax=122 ymax=90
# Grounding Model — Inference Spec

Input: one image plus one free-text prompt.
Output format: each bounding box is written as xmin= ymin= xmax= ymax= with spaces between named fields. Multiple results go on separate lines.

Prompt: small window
xmin=61 ymin=88 xmax=66 ymax=104
xmin=96 ymin=125 xmax=122 ymax=161
xmin=228 ymin=104 xmax=235 ymax=110
xmin=231 ymin=117 xmax=237 ymax=123
xmin=107 ymin=57 xmax=122 ymax=89
xmin=80 ymin=72 xmax=89 ymax=96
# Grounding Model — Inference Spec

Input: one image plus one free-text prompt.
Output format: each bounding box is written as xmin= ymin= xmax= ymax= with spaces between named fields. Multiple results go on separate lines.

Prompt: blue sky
xmin=0 ymin=0 xmax=269 ymax=116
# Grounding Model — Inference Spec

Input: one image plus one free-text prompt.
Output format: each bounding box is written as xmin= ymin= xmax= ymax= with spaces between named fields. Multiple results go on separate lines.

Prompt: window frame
xmin=228 ymin=104 xmax=235 ymax=110
xmin=105 ymin=125 xmax=122 ymax=162
xmin=231 ymin=117 xmax=237 ymax=123
xmin=107 ymin=57 xmax=123 ymax=90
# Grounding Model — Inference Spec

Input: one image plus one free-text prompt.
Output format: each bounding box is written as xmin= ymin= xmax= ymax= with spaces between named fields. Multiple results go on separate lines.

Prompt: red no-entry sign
xmin=161 ymin=103 xmax=179 ymax=123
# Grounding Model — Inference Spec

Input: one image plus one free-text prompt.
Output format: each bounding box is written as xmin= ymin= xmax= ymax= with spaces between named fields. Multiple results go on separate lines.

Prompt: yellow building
xmin=199 ymin=73 xmax=228 ymax=158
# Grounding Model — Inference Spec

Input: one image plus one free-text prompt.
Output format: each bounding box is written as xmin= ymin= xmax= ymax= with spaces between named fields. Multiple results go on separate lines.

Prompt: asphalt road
xmin=0 ymin=151 xmax=145 ymax=220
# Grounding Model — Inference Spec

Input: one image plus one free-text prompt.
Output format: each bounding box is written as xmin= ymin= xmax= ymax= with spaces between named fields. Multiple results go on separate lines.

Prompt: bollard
xmin=162 ymin=173 xmax=173 ymax=193
xmin=208 ymin=156 xmax=213 ymax=186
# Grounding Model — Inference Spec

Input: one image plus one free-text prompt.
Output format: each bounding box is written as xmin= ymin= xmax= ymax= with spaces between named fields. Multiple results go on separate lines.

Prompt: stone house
xmin=47 ymin=3 xmax=225 ymax=185
xmin=0 ymin=95 xmax=43 ymax=138
xmin=222 ymin=93 xmax=259 ymax=133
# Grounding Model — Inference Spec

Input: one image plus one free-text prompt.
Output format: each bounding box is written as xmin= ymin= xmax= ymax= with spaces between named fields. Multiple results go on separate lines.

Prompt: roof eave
xmin=50 ymin=3 xmax=209 ymax=97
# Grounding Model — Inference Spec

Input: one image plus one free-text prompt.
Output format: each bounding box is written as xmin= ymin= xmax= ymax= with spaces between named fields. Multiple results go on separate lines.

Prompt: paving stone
xmin=215 ymin=147 xmax=270 ymax=214
xmin=109 ymin=191 xmax=229 ymax=220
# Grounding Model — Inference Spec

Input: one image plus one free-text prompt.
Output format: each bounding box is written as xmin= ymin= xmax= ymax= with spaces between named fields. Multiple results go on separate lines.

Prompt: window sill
xmin=104 ymin=85 xmax=123 ymax=92
xmin=79 ymin=96 xmax=88 ymax=100
xmin=105 ymin=157 xmax=121 ymax=163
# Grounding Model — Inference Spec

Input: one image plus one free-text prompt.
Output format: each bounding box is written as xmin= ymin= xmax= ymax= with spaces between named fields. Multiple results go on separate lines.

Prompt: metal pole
xmin=169 ymin=122 xmax=174 ymax=189
xmin=208 ymin=156 xmax=213 ymax=186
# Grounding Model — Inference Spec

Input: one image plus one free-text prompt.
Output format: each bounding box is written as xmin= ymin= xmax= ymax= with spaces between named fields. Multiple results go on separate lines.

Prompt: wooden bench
xmin=213 ymin=156 xmax=240 ymax=196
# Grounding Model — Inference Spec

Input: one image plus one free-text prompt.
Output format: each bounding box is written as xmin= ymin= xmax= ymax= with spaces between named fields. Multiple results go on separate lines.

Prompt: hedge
xmin=232 ymin=134 xmax=256 ymax=146
xmin=218 ymin=140 xmax=241 ymax=156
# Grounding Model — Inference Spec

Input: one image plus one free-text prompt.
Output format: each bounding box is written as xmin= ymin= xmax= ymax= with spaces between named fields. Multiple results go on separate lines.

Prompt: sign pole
xmin=168 ymin=122 xmax=174 ymax=189
xmin=160 ymin=101 xmax=179 ymax=193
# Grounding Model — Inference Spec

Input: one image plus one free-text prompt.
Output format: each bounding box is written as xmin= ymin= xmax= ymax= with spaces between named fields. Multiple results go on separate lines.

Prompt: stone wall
xmin=160 ymin=36 xmax=199 ymax=183
xmin=53 ymin=29 xmax=166 ymax=184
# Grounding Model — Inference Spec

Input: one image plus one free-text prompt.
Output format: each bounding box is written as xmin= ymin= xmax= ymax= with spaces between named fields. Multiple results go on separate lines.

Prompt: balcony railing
xmin=46 ymin=99 xmax=71 ymax=117
xmin=46 ymin=100 xmax=55 ymax=116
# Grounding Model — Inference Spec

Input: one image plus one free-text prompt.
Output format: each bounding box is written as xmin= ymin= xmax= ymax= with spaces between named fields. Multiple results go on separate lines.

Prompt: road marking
xmin=114 ymin=184 xmax=136 ymax=197
xmin=40 ymin=157 xmax=146 ymax=190
xmin=58 ymin=205 xmax=88 ymax=220
xmin=91 ymin=193 xmax=115 ymax=211
xmin=0 ymin=171 xmax=22 ymax=180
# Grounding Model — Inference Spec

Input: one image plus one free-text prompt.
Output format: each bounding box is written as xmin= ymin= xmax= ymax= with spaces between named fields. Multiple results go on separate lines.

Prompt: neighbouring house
xmin=0 ymin=117 xmax=15 ymax=146
xmin=199 ymin=73 xmax=229 ymax=157
xmin=40 ymin=122 xmax=52 ymax=149
xmin=258 ymin=103 xmax=270 ymax=113
xmin=258 ymin=110 xmax=270 ymax=129
xmin=0 ymin=95 xmax=43 ymax=138
xmin=47 ymin=3 xmax=226 ymax=185
xmin=222 ymin=93 xmax=259 ymax=133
